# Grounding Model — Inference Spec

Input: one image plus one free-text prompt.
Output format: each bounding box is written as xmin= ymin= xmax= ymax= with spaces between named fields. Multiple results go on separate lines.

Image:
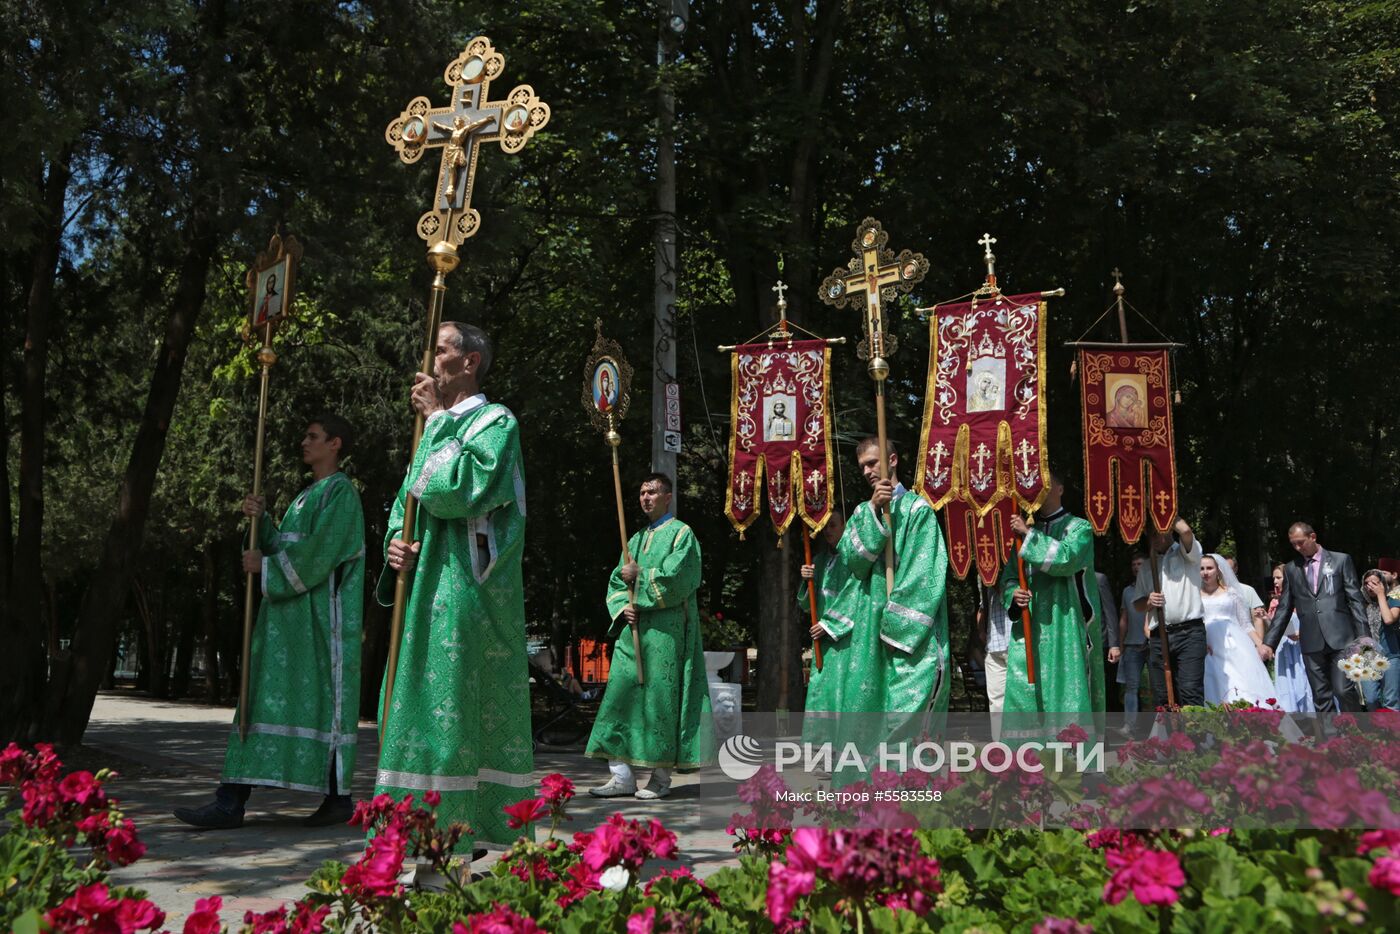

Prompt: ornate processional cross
xmin=384 ymin=36 xmax=550 ymax=248
xmin=818 ymin=218 xmax=929 ymax=375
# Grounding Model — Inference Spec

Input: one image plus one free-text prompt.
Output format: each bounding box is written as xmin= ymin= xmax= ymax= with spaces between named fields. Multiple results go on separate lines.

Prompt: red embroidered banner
xmin=1078 ymin=349 xmax=1177 ymax=542
xmin=944 ymin=498 xmax=1015 ymax=586
xmin=725 ymin=341 xmax=833 ymax=537
xmin=914 ymin=292 xmax=1048 ymax=580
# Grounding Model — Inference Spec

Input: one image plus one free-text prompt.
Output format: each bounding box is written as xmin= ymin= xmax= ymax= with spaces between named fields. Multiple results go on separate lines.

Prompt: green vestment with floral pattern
xmin=585 ymin=517 xmax=715 ymax=770
xmin=374 ymin=397 xmax=533 ymax=848
xmin=222 ymin=471 xmax=364 ymax=795
xmin=996 ymin=508 xmax=1105 ymax=736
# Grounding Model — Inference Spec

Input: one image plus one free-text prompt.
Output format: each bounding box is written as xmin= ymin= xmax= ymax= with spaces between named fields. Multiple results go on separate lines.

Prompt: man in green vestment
xmin=175 ymin=415 xmax=364 ymax=830
xmin=998 ymin=468 xmax=1106 ymax=737
xmin=376 ymin=321 xmax=533 ymax=851
xmin=840 ymin=438 xmax=951 ymax=744
xmin=586 ymin=472 xmax=714 ymax=800
xmin=799 ymin=510 xmax=857 ymax=716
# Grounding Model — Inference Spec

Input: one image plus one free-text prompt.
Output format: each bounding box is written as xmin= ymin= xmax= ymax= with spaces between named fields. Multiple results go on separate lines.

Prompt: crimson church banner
xmin=725 ymin=341 xmax=834 ymax=538
xmin=1078 ymin=348 xmax=1177 ymax=542
xmin=915 ymin=292 xmax=1048 ymax=583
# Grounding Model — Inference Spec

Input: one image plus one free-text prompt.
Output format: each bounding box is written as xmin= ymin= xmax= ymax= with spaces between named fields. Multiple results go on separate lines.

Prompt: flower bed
xmin=4 ymin=728 xmax=1400 ymax=933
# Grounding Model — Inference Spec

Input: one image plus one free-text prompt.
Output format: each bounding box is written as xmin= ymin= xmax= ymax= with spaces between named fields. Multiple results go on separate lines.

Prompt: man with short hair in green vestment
xmin=998 ymin=467 xmax=1106 ymax=737
xmin=800 ymin=510 xmax=865 ymax=724
xmin=376 ymin=321 xmax=533 ymax=851
xmin=586 ymin=472 xmax=715 ymax=800
xmin=175 ymin=415 xmax=364 ymax=830
xmin=842 ymin=438 xmax=951 ymax=743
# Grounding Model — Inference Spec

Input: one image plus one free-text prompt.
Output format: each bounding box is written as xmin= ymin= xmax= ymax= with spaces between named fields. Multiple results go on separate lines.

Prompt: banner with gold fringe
xmin=1078 ymin=348 xmax=1177 ymax=542
xmin=725 ymin=340 xmax=834 ymax=538
xmin=914 ymin=291 xmax=1048 ymax=580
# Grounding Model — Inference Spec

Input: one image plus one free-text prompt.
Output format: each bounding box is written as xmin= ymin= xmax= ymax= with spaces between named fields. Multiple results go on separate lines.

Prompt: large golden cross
xmin=818 ymin=218 xmax=929 ymax=377
xmin=384 ymin=36 xmax=550 ymax=249
xmin=817 ymin=218 xmax=928 ymax=595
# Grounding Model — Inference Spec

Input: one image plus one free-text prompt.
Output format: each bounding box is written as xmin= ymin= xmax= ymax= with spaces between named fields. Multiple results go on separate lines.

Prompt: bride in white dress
xmin=1201 ymin=554 xmax=1279 ymax=706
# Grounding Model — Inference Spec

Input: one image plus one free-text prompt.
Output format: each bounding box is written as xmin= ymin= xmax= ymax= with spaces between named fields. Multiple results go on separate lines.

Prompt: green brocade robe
xmin=996 ymin=508 xmax=1105 ymax=734
xmin=222 ymin=471 xmax=364 ymax=795
xmin=841 ymin=493 xmax=951 ymax=715
xmin=585 ymin=517 xmax=715 ymax=770
xmin=374 ymin=398 xmax=533 ymax=847
xmin=799 ymin=540 xmax=886 ymax=754
xmin=799 ymin=546 xmax=866 ymax=717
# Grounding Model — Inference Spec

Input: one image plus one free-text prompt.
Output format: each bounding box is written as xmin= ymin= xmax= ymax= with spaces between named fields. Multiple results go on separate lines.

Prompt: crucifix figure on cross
xmin=384 ymin=36 xmax=551 ymax=249
xmin=817 ymin=217 xmax=929 ymax=594
xmin=818 ymin=218 xmax=929 ymax=374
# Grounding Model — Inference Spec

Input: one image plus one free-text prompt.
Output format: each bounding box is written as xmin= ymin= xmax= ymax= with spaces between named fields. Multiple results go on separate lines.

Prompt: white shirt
xmin=1132 ymin=538 xmax=1204 ymax=630
xmin=1237 ymin=582 xmax=1264 ymax=612
xmin=430 ymin=392 xmax=487 ymax=421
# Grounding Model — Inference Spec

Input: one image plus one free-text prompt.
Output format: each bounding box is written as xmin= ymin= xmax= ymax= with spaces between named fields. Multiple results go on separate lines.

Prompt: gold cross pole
xmin=818 ymin=218 xmax=929 ymax=594
xmin=379 ymin=36 xmax=550 ymax=738
xmin=238 ymin=232 xmax=303 ymax=741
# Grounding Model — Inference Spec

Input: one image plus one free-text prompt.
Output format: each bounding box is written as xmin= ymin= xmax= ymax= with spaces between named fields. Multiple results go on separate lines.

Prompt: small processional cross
xmin=384 ymin=36 xmax=550 ymax=248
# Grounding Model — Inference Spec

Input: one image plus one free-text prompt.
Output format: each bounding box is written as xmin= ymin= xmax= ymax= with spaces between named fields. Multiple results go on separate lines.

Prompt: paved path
xmin=87 ymin=692 xmax=738 ymax=925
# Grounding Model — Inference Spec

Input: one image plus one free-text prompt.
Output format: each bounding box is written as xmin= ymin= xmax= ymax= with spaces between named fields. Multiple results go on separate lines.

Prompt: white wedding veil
xmin=1207 ymin=553 xmax=1255 ymax=634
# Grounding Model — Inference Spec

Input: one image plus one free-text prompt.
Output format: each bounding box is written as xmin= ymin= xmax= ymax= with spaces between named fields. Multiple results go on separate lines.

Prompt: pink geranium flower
xmin=626 ymin=907 xmax=656 ymax=934
xmin=45 ymin=883 xmax=165 ymax=934
xmin=541 ymin=773 xmax=575 ymax=807
xmin=1369 ymin=857 xmax=1400 ymax=896
xmin=183 ymin=895 xmax=224 ymax=934
xmin=244 ymin=906 xmax=289 ymax=933
xmin=341 ymin=824 xmax=406 ymax=900
xmin=452 ymin=902 xmax=546 ymax=933
xmin=1103 ymin=845 xmax=1185 ymax=906
xmin=1359 ymin=829 xmax=1400 ymax=856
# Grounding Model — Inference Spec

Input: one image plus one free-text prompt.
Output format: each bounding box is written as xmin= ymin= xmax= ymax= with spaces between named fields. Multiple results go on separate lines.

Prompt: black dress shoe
xmin=173 ymin=803 xmax=244 ymax=830
xmin=302 ymin=797 xmax=354 ymax=828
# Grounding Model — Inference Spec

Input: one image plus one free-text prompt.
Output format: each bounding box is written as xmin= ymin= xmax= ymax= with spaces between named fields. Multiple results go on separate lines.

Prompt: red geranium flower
xmin=503 ymin=797 xmax=550 ymax=830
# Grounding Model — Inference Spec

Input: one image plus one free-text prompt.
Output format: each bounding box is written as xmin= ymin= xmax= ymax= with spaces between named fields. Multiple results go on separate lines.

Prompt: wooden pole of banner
xmin=608 ymin=423 xmax=646 ymax=685
xmin=802 ymin=527 xmax=825 ymax=672
xmin=1105 ymin=268 xmax=1178 ymax=708
xmin=1013 ymin=514 xmax=1037 ymax=685
xmin=1151 ymin=548 xmax=1175 ymax=707
xmin=238 ymin=320 xmax=275 ymax=741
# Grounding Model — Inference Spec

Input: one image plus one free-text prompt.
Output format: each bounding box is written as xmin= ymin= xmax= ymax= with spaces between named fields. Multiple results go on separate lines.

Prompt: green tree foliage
xmin=2 ymin=0 xmax=1398 ymax=740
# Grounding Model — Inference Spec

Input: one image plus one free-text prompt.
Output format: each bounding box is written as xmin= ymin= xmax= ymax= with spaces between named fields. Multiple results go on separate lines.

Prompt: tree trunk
xmin=0 ymin=148 xmax=72 ymax=743
xmin=201 ymin=538 xmax=222 ymax=703
xmin=43 ymin=216 xmax=219 ymax=742
xmin=171 ymin=588 xmax=197 ymax=699
xmin=756 ymin=523 xmax=804 ymax=710
xmin=133 ymin=578 xmax=168 ymax=699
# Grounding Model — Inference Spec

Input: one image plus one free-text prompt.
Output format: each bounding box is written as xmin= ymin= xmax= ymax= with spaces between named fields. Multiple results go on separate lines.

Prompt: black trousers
xmin=1303 ymin=646 xmax=1363 ymax=713
xmin=216 ymin=762 xmax=346 ymax=812
xmin=1147 ymin=620 xmax=1206 ymax=708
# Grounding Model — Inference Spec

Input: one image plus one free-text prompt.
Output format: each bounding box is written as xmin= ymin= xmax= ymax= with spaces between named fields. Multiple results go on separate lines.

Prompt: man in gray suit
xmin=1263 ymin=522 xmax=1367 ymax=713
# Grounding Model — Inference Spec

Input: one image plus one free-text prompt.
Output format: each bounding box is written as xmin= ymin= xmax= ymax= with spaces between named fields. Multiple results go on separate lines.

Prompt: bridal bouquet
xmin=1339 ymin=636 xmax=1392 ymax=684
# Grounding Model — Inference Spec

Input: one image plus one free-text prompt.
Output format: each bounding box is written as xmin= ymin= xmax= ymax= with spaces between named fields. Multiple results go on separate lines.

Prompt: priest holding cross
xmin=374 ymin=36 xmax=548 ymax=861
xmin=817 ymin=220 xmax=951 ymax=742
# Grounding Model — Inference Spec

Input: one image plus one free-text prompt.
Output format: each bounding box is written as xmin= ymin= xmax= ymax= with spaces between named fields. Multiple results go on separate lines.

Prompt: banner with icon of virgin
xmin=914 ymin=292 xmax=1048 ymax=584
xmin=725 ymin=341 xmax=833 ymax=538
xmin=1078 ymin=348 xmax=1176 ymax=542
